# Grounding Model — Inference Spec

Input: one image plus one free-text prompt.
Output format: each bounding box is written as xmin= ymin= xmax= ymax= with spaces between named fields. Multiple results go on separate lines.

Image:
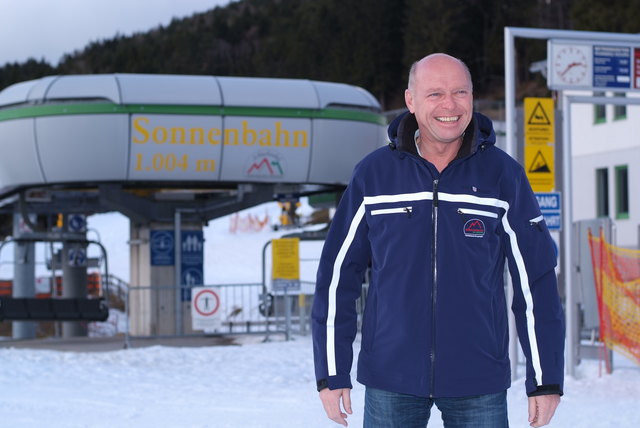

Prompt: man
xmin=311 ymin=53 xmax=564 ymax=427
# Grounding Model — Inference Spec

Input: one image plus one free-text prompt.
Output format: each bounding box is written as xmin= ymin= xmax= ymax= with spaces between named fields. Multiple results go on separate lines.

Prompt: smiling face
xmin=405 ymin=54 xmax=473 ymax=148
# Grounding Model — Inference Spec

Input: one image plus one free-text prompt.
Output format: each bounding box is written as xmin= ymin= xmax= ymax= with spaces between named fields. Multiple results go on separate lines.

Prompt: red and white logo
xmin=463 ymin=219 xmax=486 ymax=238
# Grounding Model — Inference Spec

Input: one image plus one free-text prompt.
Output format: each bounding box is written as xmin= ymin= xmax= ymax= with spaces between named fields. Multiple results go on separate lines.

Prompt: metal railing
xmin=124 ymin=282 xmax=317 ymax=342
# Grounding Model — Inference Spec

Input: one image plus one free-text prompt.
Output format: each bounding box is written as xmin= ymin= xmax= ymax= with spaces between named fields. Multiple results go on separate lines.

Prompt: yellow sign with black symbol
xmin=524 ymin=97 xmax=555 ymax=192
xmin=272 ymin=238 xmax=300 ymax=280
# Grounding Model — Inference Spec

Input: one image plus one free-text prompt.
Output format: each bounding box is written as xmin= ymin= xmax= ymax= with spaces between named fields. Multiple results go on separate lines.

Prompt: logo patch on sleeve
xmin=463 ymin=219 xmax=486 ymax=238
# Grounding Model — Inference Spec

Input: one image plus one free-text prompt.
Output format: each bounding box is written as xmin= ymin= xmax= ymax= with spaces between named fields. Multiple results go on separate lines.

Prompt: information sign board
xmin=181 ymin=230 xmax=204 ymax=301
xmin=272 ymin=238 xmax=300 ymax=291
xmin=150 ymin=230 xmax=174 ymax=266
xmin=593 ymin=45 xmax=631 ymax=88
xmin=535 ymin=192 xmax=562 ymax=231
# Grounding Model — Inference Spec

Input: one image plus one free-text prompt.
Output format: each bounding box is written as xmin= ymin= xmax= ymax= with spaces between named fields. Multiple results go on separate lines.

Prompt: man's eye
xmin=427 ymin=92 xmax=441 ymax=98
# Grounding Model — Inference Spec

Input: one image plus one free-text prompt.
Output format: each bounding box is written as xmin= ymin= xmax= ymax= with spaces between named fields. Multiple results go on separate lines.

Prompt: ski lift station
xmin=1 ymin=29 xmax=639 ymax=380
xmin=0 ymin=74 xmax=386 ymax=339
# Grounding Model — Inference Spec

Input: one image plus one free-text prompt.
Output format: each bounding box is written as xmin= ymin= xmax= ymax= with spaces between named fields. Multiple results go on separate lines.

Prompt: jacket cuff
xmin=527 ymin=384 xmax=563 ymax=397
xmin=316 ymin=374 xmax=352 ymax=391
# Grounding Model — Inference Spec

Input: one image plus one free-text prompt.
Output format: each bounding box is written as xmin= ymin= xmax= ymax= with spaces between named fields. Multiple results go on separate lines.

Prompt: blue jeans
xmin=364 ymin=387 xmax=508 ymax=428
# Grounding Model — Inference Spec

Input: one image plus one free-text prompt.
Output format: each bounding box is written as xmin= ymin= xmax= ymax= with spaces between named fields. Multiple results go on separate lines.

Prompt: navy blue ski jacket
xmin=312 ymin=111 xmax=564 ymax=398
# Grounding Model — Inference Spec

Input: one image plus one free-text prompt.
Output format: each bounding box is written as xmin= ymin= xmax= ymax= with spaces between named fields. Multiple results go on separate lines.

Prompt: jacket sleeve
xmin=502 ymin=168 xmax=565 ymax=397
xmin=311 ymin=167 xmax=371 ymax=391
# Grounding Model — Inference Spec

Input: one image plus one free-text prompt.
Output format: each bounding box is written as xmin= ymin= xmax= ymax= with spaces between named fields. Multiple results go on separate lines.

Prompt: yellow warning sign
xmin=527 ymin=100 xmax=552 ymax=125
xmin=528 ymin=149 xmax=551 ymax=173
xmin=524 ymin=97 xmax=555 ymax=146
xmin=525 ymin=143 xmax=554 ymax=192
xmin=524 ymin=97 xmax=555 ymax=192
xmin=272 ymin=238 xmax=300 ymax=280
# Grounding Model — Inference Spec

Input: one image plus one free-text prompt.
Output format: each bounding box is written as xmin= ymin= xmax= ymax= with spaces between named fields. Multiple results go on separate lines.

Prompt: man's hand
xmin=528 ymin=394 xmax=561 ymax=427
xmin=319 ymin=387 xmax=352 ymax=426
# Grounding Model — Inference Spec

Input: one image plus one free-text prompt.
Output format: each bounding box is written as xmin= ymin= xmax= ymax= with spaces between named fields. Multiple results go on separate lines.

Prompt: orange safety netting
xmin=228 ymin=212 xmax=270 ymax=233
xmin=588 ymin=228 xmax=640 ymax=370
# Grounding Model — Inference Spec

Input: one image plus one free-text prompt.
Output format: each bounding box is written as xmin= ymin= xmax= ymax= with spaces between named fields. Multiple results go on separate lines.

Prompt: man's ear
xmin=404 ymin=89 xmax=415 ymax=113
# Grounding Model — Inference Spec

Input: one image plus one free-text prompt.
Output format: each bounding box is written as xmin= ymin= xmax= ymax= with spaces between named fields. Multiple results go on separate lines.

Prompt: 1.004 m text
xmin=133 ymin=153 xmax=216 ymax=173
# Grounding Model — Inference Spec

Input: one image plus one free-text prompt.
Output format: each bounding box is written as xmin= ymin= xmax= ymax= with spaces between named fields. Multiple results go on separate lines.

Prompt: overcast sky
xmin=0 ymin=0 xmax=233 ymax=66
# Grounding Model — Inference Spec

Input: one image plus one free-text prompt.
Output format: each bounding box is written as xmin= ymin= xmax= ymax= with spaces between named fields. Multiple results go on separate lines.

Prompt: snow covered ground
xmin=0 ymin=335 xmax=638 ymax=428
xmin=0 ymin=203 xmax=638 ymax=427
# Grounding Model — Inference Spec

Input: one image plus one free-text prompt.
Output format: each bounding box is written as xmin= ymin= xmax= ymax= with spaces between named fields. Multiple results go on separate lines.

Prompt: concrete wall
xmin=128 ymin=222 xmax=202 ymax=336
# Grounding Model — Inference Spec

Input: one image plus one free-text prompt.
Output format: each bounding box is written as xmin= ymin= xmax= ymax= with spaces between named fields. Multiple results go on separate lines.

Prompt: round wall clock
xmin=554 ymin=45 xmax=590 ymax=85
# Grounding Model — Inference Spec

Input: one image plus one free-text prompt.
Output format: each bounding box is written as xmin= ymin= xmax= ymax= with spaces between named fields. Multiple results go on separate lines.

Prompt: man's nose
xmin=441 ymin=93 xmax=456 ymax=109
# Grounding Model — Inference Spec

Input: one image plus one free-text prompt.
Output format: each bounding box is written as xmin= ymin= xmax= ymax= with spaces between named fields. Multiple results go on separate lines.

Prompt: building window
xmin=615 ymin=165 xmax=629 ymax=219
xmin=596 ymin=168 xmax=609 ymax=218
xmin=613 ymin=93 xmax=626 ymax=120
xmin=594 ymin=91 xmax=606 ymax=124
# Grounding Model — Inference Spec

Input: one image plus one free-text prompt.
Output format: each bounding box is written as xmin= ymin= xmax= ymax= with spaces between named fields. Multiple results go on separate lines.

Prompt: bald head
xmin=408 ymin=54 xmax=473 ymax=93
xmin=403 ymin=52 xmax=474 ymax=150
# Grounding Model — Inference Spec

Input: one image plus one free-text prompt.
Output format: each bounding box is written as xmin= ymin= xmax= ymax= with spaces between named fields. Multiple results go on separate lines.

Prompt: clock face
xmin=554 ymin=45 xmax=590 ymax=85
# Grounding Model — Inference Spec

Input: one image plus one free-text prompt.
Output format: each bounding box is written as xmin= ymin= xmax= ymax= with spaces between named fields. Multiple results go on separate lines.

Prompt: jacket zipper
xmin=430 ymin=178 xmax=439 ymax=398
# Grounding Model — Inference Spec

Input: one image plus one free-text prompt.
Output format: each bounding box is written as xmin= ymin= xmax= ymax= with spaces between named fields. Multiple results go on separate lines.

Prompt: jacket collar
xmin=387 ymin=111 xmax=495 ymax=160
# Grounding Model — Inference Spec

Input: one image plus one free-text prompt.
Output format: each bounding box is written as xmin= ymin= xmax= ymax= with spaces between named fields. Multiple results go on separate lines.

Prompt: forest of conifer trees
xmin=2 ymin=0 xmax=640 ymax=110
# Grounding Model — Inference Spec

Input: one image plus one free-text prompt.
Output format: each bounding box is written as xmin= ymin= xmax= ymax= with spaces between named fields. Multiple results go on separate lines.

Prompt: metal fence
xmin=1 ymin=279 xmax=365 ymax=342
xmin=125 ymin=282 xmax=317 ymax=341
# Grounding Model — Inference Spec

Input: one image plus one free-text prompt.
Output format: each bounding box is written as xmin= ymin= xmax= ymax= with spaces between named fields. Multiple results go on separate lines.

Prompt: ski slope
xmin=0 ymin=203 xmax=638 ymax=427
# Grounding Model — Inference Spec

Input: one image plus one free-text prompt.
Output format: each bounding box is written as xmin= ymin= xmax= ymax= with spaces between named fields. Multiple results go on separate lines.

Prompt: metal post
xmin=562 ymin=92 xmax=576 ymax=377
xmin=62 ymin=241 xmax=88 ymax=337
xmin=12 ymin=213 xmax=36 ymax=339
xmin=174 ymin=210 xmax=182 ymax=336
xmin=299 ymin=293 xmax=307 ymax=336
xmin=504 ymin=27 xmax=517 ymax=160
xmin=262 ymin=240 xmax=272 ymax=342
xmin=284 ymin=286 xmax=291 ymax=341
xmin=49 ymin=241 xmax=61 ymax=337
xmin=125 ymin=282 xmax=131 ymax=349
xmin=12 ymin=233 xmax=36 ymax=338
xmin=504 ymin=27 xmax=520 ymax=381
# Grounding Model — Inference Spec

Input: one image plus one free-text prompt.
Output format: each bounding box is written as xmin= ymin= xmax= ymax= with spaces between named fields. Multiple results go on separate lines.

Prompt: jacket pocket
xmin=371 ymin=206 xmax=413 ymax=216
xmin=456 ymin=207 xmax=499 ymax=239
xmin=456 ymin=207 xmax=498 ymax=218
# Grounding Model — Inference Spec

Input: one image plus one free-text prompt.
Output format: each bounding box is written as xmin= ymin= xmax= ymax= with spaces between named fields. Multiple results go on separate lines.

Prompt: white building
xmin=569 ymin=91 xmax=639 ymax=249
